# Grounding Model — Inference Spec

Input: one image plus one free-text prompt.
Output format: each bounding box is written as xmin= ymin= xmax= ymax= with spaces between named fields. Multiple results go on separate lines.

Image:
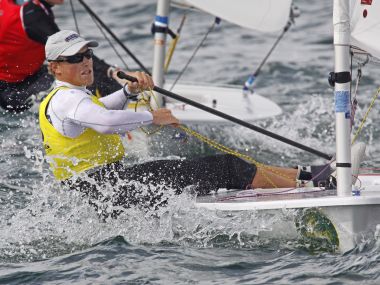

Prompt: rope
xmin=164 ymin=13 xmax=187 ymax=73
xmin=350 ymin=67 xmax=361 ymax=128
xmin=69 ymin=0 xmax=129 ymax=70
xmin=169 ymin=17 xmax=220 ymax=91
xmin=89 ymin=15 xmax=129 ymax=70
xmin=351 ymin=87 xmax=380 ymax=144
xmin=243 ymin=20 xmax=292 ymax=94
xmin=178 ymin=125 xmax=294 ymax=188
xmin=134 ymin=89 xmax=164 ymax=135
xmin=77 ymin=0 xmax=150 ymax=74
xmin=69 ymin=0 xmax=80 ymax=34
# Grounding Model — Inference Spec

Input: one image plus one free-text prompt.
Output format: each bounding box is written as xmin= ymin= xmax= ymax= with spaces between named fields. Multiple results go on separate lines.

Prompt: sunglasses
xmin=52 ymin=49 xmax=93 ymax=64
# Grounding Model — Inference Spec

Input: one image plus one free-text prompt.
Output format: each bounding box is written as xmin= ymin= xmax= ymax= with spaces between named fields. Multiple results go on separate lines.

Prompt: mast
xmin=333 ymin=0 xmax=352 ymax=196
xmin=151 ymin=0 xmax=170 ymax=109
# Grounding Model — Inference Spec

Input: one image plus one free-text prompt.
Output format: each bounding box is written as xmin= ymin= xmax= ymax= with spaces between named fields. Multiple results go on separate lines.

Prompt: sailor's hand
xmin=151 ymin=108 xmax=179 ymax=126
xmin=126 ymin=71 xmax=154 ymax=94
xmin=110 ymin=69 xmax=153 ymax=93
xmin=109 ymin=67 xmax=125 ymax=85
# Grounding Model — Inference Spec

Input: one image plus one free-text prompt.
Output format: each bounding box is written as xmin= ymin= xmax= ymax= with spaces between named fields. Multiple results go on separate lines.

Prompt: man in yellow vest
xmin=39 ymin=30 xmax=365 ymax=215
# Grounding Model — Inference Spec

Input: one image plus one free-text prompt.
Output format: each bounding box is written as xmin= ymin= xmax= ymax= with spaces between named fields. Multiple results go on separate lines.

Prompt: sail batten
xmin=181 ymin=0 xmax=293 ymax=33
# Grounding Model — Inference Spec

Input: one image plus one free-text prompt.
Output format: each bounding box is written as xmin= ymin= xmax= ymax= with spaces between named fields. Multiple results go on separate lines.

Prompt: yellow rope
xmin=133 ymin=89 xmax=164 ymax=136
xmin=179 ymin=126 xmax=279 ymax=187
xmin=351 ymin=87 xmax=380 ymax=144
xmin=95 ymin=88 xmax=102 ymax=98
xmin=178 ymin=125 xmax=293 ymax=184
xmin=165 ymin=37 xmax=179 ymax=72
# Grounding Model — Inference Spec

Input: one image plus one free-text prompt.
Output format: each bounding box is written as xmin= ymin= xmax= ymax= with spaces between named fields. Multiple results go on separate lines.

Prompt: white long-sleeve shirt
xmin=46 ymin=80 xmax=153 ymax=138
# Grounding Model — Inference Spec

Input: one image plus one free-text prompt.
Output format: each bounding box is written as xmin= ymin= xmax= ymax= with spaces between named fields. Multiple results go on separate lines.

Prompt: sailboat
xmin=193 ymin=0 xmax=380 ymax=252
xmin=77 ymin=0 xmax=380 ymax=251
xmin=149 ymin=0 xmax=292 ymax=123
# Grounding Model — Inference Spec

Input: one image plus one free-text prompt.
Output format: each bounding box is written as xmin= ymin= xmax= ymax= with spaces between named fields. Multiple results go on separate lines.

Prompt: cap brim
xmin=60 ymin=40 xmax=99 ymax=57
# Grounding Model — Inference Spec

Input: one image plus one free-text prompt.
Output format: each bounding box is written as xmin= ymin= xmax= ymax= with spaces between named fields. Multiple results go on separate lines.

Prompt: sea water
xmin=1 ymin=0 xmax=380 ymax=284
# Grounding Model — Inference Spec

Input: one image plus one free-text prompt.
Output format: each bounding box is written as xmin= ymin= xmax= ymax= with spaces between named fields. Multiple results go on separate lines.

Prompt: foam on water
xmin=0 ymin=161 xmax=301 ymax=264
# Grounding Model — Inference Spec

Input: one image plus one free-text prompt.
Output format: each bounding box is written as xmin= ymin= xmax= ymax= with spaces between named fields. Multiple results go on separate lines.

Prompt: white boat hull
xmin=322 ymin=204 xmax=380 ymax=252
xmin=196 ymin=174 xmax=380 ymax=252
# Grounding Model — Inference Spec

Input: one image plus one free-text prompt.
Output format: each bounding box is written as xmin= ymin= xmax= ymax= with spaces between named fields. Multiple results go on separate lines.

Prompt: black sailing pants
xmin=63 ymin=154 xmax=257 ymax=214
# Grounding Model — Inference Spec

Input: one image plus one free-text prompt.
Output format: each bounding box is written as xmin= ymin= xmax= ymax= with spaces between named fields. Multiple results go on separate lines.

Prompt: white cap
xmin=45 ymin=30 xmax=98 ymax=61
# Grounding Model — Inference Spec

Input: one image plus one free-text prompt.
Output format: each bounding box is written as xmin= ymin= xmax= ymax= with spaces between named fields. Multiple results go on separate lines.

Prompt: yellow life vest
xmin=39 ymin=86 xmax=125 ymax=180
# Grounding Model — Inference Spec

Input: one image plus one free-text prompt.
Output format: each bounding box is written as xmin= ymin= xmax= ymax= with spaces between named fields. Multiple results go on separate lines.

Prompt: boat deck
xmin=195 ymin=174 xmax=380 ymax=210
xmin=196 ymin=188 xmax=338 ymax=204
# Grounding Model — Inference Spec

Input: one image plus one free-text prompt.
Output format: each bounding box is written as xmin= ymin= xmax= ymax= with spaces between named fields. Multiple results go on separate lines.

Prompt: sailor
xmin=0 ymin=0 xmax=122 ymax=112
xmin=40 ymin=30 xmax=364 ymax=215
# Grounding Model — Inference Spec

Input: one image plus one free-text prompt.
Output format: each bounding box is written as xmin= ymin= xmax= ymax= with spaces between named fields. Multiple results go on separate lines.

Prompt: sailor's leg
xmin=251 ymin=164 xmax=334 ymax=189
xmin=252 ymin=166 xmax=297 ymax=188
xmin=115 ymin=154 xmax=256 ymax=195
xmin=63 ymin=162 xmax=154 ymax=217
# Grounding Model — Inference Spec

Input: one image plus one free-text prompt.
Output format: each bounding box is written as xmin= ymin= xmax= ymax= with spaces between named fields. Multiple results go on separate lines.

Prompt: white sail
xmin=182 ymin=0 xmax=292 ymax=32
xmin=350 ymin=0 xmax=380 ymax=59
